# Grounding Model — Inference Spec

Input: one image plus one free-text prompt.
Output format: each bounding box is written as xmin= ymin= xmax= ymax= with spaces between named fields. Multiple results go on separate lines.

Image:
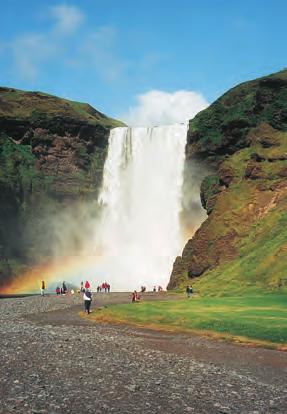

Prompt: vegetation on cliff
xmin=169 ymin=69 xmax=287 ymax=295
xmin=0 ymin=87 xmax=123 ymax=287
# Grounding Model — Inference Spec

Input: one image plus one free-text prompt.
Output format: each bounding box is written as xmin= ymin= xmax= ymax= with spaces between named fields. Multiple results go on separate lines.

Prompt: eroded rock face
xmin=168 ymin=69 xmax=287 ymax=292
xmin=0 ymin=87 xmax=123 ymax=287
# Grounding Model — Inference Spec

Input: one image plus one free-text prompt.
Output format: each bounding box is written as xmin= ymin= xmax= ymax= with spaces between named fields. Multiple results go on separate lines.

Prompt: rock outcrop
xmin=168 ymin=69 xmax=287 ymax=294
xmin=0 ymin=87 xmax=123 ymax=287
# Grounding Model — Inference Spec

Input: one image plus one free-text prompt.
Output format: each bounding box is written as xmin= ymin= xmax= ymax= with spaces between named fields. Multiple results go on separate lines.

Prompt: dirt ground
xmin=1 ymin=292 xmax=286 ymax=413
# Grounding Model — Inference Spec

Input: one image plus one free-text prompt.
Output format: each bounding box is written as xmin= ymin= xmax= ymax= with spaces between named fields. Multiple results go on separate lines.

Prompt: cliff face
xmin=0 ymin=87 xmax=123 ymax=287
xmin=168 ymin=69 xmax=287 ymax=294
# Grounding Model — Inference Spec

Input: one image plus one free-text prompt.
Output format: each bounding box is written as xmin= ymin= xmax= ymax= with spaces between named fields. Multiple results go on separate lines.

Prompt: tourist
xmin=80 ymin=281 xmax=84 ymax=293
xmin=132 ymin=290 xmax=140 ymax=302
xmin=40 ymin=280 xmax=46 ymax=296
xmin=56 ymin=286 xmax=60 ymax=295
xmin=62 ymin=281 xmax=67 ymax=294
xmin=186 ymin=285 xmax=193 ymax=298
xmin=153 ymin=286 xmax=156 ymax=292
xmin=85 ymin=280 xmax=90 ymax=289
xmin=107 ymin=283 xmax=110 ymax=293
xmin=83 ymin=289 xmax=92 ymax=314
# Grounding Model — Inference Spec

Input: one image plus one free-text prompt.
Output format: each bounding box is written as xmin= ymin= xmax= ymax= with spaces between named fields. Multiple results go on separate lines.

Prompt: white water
xmin=93 ymin=124 xmax=187 ymax=290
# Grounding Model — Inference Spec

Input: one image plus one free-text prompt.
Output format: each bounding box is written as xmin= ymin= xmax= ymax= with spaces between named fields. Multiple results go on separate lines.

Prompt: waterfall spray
xmin=95 ymin=124 xmax=188 ymax=290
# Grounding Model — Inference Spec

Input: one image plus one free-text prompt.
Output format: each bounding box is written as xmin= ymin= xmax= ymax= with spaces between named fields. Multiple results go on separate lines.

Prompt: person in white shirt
xmin=83 ymin=289 xmax=92 ymax=314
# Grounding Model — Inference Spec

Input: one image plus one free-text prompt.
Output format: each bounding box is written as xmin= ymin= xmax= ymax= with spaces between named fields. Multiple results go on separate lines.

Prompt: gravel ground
xmin=0 ymin=293 xmax=286 ymax=414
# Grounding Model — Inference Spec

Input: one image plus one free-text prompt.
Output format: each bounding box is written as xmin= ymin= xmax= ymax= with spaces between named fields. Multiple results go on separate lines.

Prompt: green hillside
xmin=0 ymin=87 xmax=123 ymax=128
xmin=169 ymin=69 xmax=287 ymax=295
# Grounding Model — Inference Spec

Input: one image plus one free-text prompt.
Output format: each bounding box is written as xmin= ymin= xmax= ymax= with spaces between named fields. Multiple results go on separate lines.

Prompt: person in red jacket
xmin=85 ymin=281 xmax=90 ymax=289
xmin=132 ymin=290 xmax=140 ymax=302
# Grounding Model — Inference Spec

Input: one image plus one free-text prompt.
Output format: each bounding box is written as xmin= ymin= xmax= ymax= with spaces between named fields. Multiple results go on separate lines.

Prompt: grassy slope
xmin=191 ymin=126 xmax=287 ymax=296
xmin=87 ymin=295 xmax=287 ymax=347
xmin=188 ymin=68 xmax=287 ymax=156
xmin=0 ymin=87 xmax=124 ymax=128
xmin=193 ymin=199 xmax=287 ymax=296
xmin=170 ymin=69 xmax=287 ymax=295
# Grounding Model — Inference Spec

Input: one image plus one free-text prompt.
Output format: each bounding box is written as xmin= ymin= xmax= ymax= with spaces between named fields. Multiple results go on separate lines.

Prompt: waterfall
xmin=95 ymin=124 xmax=187 ymax=290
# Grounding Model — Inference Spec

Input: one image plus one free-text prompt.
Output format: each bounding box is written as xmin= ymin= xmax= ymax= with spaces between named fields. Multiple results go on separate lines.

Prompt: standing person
xmin=186 ymin=285 xmax=193 ymax=298
xmin=62 ymin=281 xmax=67 ymax=294
xmin=107 ymin=283 xmax=110 ymax=293
xmin=83 ymin=289 xmax=92 ymax=314
xmin=85 ymin=280 xmax=90 ymax=290
xmin=132 ymin=290 xmax=140 ymax=302
xmin=190 ymin=285 xmax=193 ymax=298
xmin=40 ymin=280 xmax=46 ymax=296
xmin=80 ymin=281 xmax=84 ymax=293
xmin=56 ymin=286 xmax=60 ymax=295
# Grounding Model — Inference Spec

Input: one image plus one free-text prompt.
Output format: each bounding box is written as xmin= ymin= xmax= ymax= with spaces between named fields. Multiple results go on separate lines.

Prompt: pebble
xmin=0 ymin=295 xmax=286 ymax=414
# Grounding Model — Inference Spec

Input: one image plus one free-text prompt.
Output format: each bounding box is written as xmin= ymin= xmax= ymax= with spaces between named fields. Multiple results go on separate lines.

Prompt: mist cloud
xmin=121 ymin=90 xmax=209 ymax=126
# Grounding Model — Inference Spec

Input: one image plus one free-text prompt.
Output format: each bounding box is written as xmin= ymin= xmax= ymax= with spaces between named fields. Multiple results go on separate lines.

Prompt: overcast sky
xmin=1 ymin=0 xmax=286 ymax=125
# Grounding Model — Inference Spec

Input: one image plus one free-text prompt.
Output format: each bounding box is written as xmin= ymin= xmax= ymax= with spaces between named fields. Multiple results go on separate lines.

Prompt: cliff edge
xmin=0 ymin=87 xmax=123 ymax=287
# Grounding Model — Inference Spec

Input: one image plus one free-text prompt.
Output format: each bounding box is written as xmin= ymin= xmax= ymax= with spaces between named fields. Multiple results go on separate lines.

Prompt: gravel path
xmin=0 ymin=293 xmax=286 ymax=414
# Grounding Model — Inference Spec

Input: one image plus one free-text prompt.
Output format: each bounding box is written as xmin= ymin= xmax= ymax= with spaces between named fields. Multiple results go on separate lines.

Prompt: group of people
xmin=41 ymin=281 xmax=68 ymax=296
xmin=96 ymin=282 xmax=111 ymax=292
xmin=153 ymin=285 xmax=163 ymax=292
xmin=41 ymin=280 xmax=193 ymax=306
xmin=55 ymin=282 xmax=68 ymax=295
xmin=139 ymin=285 xmax=163 ymax=293
xmin=80 ymin=281 xmax=111 ymax=293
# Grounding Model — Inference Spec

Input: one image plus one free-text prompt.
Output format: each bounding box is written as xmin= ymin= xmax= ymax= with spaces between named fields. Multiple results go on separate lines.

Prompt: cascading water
xmin=94 ymin=123 xmax=187 ymax=290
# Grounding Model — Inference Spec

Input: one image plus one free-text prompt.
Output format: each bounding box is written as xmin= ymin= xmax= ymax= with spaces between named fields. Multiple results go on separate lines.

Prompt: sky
xmin=1 ymin=0 xmax=287 ymax=125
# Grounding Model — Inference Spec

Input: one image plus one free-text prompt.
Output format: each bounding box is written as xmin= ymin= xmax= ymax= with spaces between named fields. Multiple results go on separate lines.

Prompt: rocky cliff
xmin=0 ymin=87 xmax=123 ymax=287
xmin=168 ymin=69 xmax=287 ymax=294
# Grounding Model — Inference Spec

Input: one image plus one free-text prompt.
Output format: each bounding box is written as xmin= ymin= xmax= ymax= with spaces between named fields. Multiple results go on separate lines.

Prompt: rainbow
xmin=2 ymin=256 xmax=102 ymax=294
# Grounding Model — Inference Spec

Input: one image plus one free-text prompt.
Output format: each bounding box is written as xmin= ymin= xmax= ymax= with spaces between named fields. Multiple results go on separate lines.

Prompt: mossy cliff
xmin=0 ymin=87 xmax=123 ymax=287
xmin=168 ymin=69 xmax=287 ymax=295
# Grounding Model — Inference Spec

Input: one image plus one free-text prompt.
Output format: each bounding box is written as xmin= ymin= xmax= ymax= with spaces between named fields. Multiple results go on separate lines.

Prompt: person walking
xmin=40 ymin=280 xmax=46 ymax=296
xmin=83 ymin=289 xmax=92 ymax=314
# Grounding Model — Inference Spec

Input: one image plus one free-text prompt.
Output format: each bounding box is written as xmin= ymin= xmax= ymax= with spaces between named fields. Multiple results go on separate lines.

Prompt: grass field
xmin=87 ymin=294 xmax=287 ymax=348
